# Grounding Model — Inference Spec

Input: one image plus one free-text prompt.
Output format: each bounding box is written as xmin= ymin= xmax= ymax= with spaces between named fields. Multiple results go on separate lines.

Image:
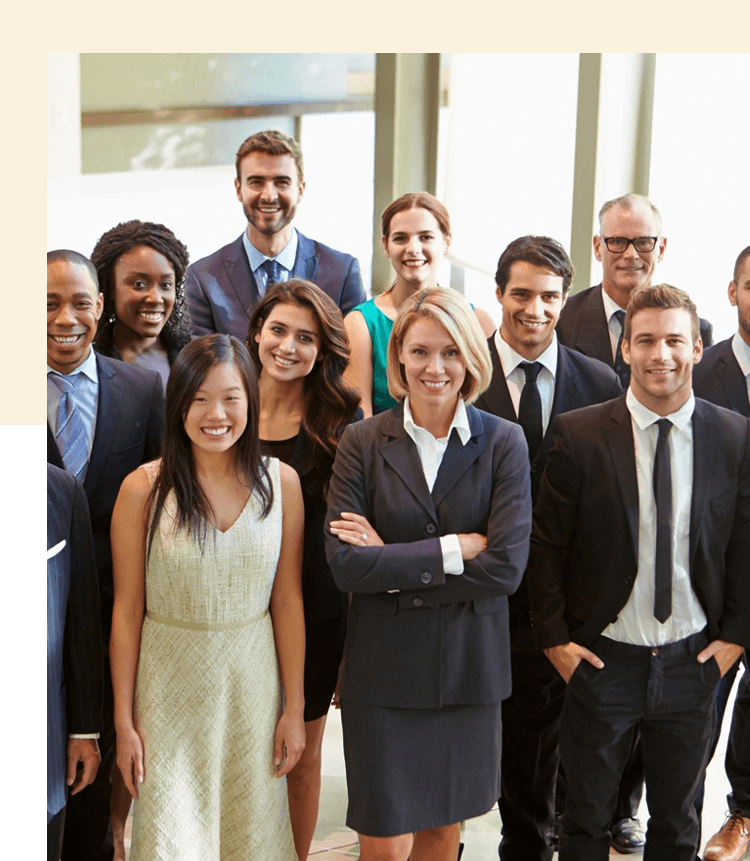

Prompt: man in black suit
xmin=528 ymin=284 xmax=750 ymax=861
xmin=47 ymin=464 xmax=103 ymax=861
xmin=694 ymin=245 xmax=750 ymax=861
xmin=47 ymin=250 xmax=164 ymax=861
xmin=475 ymin=236 xmax=620 ymax=861
xmin=186 ymin=129 xmax=365 ymax=337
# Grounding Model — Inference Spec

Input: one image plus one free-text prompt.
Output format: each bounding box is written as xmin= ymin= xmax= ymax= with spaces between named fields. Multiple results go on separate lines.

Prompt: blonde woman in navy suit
xmin=326 ymin=288 xmax=532 ymax=861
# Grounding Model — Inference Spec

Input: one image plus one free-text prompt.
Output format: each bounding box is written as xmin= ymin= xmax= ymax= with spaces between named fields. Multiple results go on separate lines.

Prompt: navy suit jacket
xmin=693 ymin=337 xmax=750 ymax=417
xmin=556 ymin=283 xmax=714 ymax=365
xmin=527 ymin=395 xmax=750 ymax=652
xmin=47 ymin=464 xmax=103 ymax=822
xmin=324 ymin=402 xmax=532 ymax=709
xmin=185 ymin=230 xmax=365 ymax=338
xmin=47 ymin=352 xmax=164 ymax=637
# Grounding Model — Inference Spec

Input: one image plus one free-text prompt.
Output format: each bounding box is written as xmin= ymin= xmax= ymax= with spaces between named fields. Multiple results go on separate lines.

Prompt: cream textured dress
xmin=129 ymin=458 xmax=296 ymax=860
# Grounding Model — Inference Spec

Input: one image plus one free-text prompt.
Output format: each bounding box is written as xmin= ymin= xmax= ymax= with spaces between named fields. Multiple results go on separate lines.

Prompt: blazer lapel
xmin=431 ymin=407 xmax=484 ymax=509
xmin=378 ymin=404 xmax=436 ymax=520
xmin=575 ymin=286 xmax=614 ymax=367
xmin=717 ymin=345 xmax=750 ymax=417
xmin=478 ymin=336 xmax=517 ymax=420
xmin=47 ymin=424 xmax=64 ymax=469
xmin=84 ymin=355 xmax=122 ymax=496
xmin=292 ymin=231 xmax=320 ymax=283
xmin=690 ymin=400 xmax=720 ymax=562
xmin=605 ymin=396 xmax=639 ymax=560
xmin=223 ymin=235 xmax=259 ymax=315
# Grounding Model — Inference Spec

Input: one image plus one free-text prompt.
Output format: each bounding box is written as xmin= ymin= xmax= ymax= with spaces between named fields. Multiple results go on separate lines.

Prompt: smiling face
xmin=112 ymin=245 xmax=176 ymax=342
xmin=183 ymin=361 xmax=249 ymax=455
xmin=498 ymin=260 xmax=566 ymax=360
xmin=398 ymin=316 xmax=466 ymax=417
xmin=382 ymin=207 xmax=450 ymax=289
xmin=594 ymin=203 xmax=666 ymax=305
xmin=622 ymin=307 xmax=702 ymax=415
xmin=255 ymin=301 xmax=321 ymax=383
xmin=729 ymin=255 xmax=750 ymax=348
xmin=234 ymin=152 xmax=304 ymax=241
xmin=47 ymin=260 xmax=104 ymax=374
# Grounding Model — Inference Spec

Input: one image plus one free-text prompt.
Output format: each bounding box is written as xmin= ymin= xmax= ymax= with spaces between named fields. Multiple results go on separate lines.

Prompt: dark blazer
xmin=693 ymin=337 xmax=750 ymax=417
xmin=556 ymin=283 xmax=714 ymax=365
xmin=47 ymin=352 xmax=164 ymax=637
xmin=324 ymin=402 xmax=532 ymax=710
xmin=47 ymin=464 xmax=103 ymax=823
xmin=527 ymin=395 xmax=750 ymax=652
xmin=185 ymin=230 xmax=365 ymax=338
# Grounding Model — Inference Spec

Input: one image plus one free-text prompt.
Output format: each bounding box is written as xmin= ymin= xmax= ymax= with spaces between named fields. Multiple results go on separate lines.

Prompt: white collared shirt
xmin=403 ymin=396 xmax=469 ymax=576
xmin=601 ymin=288 xmax=628 ymax=362
xmin=47 ymin=349 xmax=99 ymax=471
xmin=493 ymin=330 xmax=558 ymax=434
xmin=243 ymin=227 xmax=298 ymax=297
xmin=731 ymin=331 xmax=750 ymax=406
xmin=602 ymin=389 xmax=707 ymax=646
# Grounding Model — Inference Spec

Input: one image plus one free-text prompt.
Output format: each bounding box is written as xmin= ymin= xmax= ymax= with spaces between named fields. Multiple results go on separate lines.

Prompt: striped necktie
xmin=49 ymin=373 xmax=88 ymax=481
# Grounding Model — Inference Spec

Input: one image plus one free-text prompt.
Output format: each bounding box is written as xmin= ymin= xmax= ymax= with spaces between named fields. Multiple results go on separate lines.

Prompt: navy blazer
xmin=693 ymin=337 xmax=750 ymax=417
xmin=527 ymin=395 xmax=750 ymax=652
xmin=557 ymin=283 xmax=714 ymax=365
xmin=185 ymin=230 xmax=365 ymax=338
xmin=47 ymin=352 xmax=164 ymax=637
xmin=325 ymin=402 xmax=532 ymax=710
xmin=47 ymin=464 xmax=103 ymax=822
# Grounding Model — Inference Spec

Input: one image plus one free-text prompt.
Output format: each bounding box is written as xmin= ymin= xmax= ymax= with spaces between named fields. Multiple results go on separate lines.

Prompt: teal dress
xmin=351 ymin=299 xmax=397 ymax=414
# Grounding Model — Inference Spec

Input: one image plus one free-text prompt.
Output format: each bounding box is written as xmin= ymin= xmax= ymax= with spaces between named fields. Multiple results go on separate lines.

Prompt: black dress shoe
xmin=610 ymin=817 xmax=646 ymax=854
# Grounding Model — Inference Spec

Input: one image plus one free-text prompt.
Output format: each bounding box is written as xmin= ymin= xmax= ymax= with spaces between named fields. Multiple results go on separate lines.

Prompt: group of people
xmin=46 ymin=128 xmax=750 ymax=861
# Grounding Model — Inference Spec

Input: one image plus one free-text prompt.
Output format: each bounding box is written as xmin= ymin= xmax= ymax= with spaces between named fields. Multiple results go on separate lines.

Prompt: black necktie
xmin=653 ymin=418 xmax=673 ymax=623
xmin=613 ymin=309 xmax=630 ymax=388
xmin=518 ymin=361 xmax=543 ymax=461
xmin=261 ymin=259 xmax=282 ymax=296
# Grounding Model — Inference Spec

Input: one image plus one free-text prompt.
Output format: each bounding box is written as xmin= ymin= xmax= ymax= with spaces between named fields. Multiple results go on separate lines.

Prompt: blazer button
xmin=426 ymin=523 xmax=437 ymax=535
xmin=412 ymin=597 xmax=424 ymax=608
xmin=420 ymin=572 xmax=432 ymax=584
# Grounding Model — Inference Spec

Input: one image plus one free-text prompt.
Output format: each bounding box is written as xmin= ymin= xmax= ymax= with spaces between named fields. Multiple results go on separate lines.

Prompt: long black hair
xmin=146 ymin=335 xmax=273 ymax=554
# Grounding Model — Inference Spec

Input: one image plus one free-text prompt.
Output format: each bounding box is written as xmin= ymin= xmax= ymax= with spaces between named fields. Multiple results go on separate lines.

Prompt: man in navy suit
xmin=694 ymin=245 xmax=750 ymax=861
xmin=48 ymin=463 xmax=103 ymax=861
xmin=475 ymin=235 xmax=620 ymax=861
xmin=185 ymin=129 xmax=365 ymax=338
xmin=529 ymin=284 xmax=750 ymax=861
xmin=47 ymin=250 xmax=164 ymax=861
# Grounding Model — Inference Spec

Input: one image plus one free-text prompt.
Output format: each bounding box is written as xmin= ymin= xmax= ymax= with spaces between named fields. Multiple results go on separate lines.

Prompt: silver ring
xmin=362 ymin=533 xmax=367 ymax=541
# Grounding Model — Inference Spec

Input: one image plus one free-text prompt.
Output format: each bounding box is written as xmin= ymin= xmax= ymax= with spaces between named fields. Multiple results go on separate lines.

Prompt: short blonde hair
xmin=386 ymin=288 xmax=492 ymax=405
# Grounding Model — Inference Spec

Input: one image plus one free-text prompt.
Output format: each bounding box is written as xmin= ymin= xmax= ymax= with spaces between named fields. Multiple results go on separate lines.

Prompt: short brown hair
xmin=495 ymin=235 xmax=574 ymax=295
xmin=624 ymin=284 xmax=700 ymax=343
xmin=733 ymin=245 xmax=750 ymax=283
xmin=386 ymin=288 xmax=492 ymax=405
xmin=235 ymin=130 xmax=304 ymax=182
xmin=381 ymin=192 xmax=451 ymax=240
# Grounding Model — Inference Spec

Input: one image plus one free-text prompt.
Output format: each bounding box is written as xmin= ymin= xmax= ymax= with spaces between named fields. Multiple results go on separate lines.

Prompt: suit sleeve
xmin=526 ymin=415 xmax=583 ymax=649
xmin=185 ymin=265 xmax=217 ymax=337
xmin=63 ymin=478 xmax=103 ymax=734
xmin=143 ymin=373 xmax=165 ymax=463
xmin=337 ymin=256 xmax=366 ymax=316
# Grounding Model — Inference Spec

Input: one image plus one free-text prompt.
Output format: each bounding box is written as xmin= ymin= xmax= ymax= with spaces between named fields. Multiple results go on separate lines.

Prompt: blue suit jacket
xmin=47 ymin=352 xmax=164 ymax=638
xmin=693 ymin=337 xmax=750 ymax=417
xmin=324 ymin=402 xmax=532 ymax=709
xmin=47 ymin=464 xmax=103 ymax=822
xmin=185 ymin=230 xmax=365 ymax=338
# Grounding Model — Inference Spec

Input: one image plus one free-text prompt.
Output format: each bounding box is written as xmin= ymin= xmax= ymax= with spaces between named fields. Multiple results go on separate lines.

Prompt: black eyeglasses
xmin=600 ymin=236 xmax=659 ymax=253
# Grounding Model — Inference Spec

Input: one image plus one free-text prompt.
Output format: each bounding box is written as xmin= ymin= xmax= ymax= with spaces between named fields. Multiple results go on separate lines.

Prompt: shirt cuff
xmin=441 ymin=534 xmax=464 ymax=575
xmin=68 ymin=733 xmax=100 ymax=739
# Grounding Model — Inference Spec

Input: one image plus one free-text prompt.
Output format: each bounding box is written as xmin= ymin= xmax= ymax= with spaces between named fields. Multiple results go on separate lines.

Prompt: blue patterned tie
xmin=613 ymin=310 xmax=630 ymax=388
xmin=261 ymin=259 xmax=282 ymax=296
xmin=50 ymin=373 xmax=88 ymax=481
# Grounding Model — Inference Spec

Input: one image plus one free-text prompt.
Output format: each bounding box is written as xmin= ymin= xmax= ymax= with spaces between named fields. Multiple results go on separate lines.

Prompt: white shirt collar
xmin=47 ymin=347 xmax=99 ymax=382
xmin=731 ymin=331 xmax=750 ymax=379
xmin=244 ymin=227 xmax=298 ymax=273
xmin=403 ymin=395 xmax=471 ymax=446
xmin=626 ymin=387 xmax=695 ymax=432
xmin=601 ymin=286 xmax=627 ymax=322
xmin=494 ymin=329 xmax=558 ymax=379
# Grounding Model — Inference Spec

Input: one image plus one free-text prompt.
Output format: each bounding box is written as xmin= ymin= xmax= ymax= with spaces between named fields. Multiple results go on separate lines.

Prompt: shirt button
xmin=426 ymin=523 xmax=437 ymax=535
xmin=421 ymin=572 xmax=432 ymax=584
xmin=651 ymin=648 xmax=659 ymax=657
xmin=412 ymin=597 xmax=424 ymax=608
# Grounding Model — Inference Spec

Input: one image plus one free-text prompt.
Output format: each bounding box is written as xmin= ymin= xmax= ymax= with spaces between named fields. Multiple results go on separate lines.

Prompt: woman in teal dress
xmin=344 ymin=192 xmax=495 ymax=416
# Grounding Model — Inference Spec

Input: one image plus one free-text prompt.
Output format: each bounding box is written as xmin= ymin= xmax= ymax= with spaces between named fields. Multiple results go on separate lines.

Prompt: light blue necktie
xmin=261 ymin=259 xmax=282 ymax=297
xmin=50 ymin=373 xmax=88 ymax=481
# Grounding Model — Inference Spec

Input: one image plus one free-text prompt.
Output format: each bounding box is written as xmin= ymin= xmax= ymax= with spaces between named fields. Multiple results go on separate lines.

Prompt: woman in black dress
xmin=247 ymin=279 xmax=360 ymax=860
xmin=326 ymin=288 xmax=532 ymax=861
xmin=92 ymin=220 xmax=192 ymax=388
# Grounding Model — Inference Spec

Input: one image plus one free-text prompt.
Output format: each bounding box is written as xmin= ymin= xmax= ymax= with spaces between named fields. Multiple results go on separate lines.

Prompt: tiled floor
xmin=124 ymin=666 xmax=749 ymax=860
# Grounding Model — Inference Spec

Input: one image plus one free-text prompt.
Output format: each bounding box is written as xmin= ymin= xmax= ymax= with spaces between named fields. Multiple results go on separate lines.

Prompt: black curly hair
xmin=91 ymin=220 xmax=192 ymax=358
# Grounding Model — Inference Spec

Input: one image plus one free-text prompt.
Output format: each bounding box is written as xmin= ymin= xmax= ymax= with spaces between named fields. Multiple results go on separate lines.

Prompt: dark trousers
xmin=559 ymin=632 xmax=719 ymax=861
xmin=48 ymin=807 xmax=66 ymax=861
xmin=725 ymin=655 xmax=750 ymax=815
xmin=498 ymin=647 xmax=566 ymax=861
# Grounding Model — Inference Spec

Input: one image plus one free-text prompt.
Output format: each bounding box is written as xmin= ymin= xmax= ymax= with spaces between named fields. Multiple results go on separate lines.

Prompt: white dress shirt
xmin=732 ymin=331 xmax=750 ymax=406
xmin=47 ymin=349 xmax=99 ymax=473
xmin=601 ymin=288 xmax=628 ymax=362
xmin=403 ymin=396 xmax=469 ymax=576
xmin=493 ymin=330 xmax=558 ymax=435
xmin=602 ymin=389 xmax=707 ymax=646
